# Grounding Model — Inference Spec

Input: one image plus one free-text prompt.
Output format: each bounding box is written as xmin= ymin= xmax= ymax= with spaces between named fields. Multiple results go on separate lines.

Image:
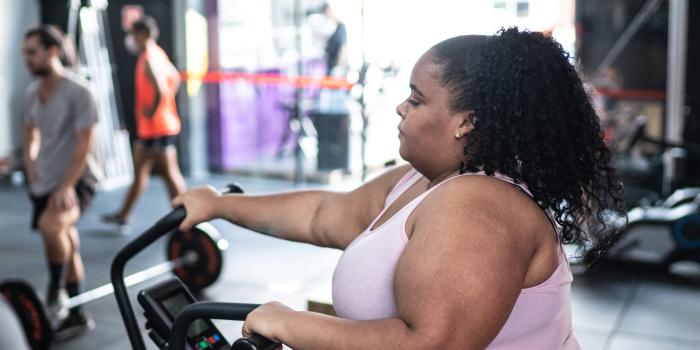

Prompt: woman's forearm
xmin=279 ymin=312 xmax=429 ymax=350
xmin=213 ymin=190 xmax=332 ymax=246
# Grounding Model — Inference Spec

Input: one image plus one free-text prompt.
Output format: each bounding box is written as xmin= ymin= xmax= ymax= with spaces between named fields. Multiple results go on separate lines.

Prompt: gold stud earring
xmin=454 ymin=133 xmax=462 ymax=139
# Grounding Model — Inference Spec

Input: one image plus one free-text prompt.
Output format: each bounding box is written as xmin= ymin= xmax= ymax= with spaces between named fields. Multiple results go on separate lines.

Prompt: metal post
xmin=293 ymin=0 xmax=305 ymax=183
xmin=66 ymin=0 xmax=80 ymax=41
xmin=177 ymin=0 xmax=209 ymax=179
xmin=663 ymin=0 xmax=689 ymax=194
xmin=360 ymin=0 xmax=368 ymax=181
xmin=594 ymin=0 xmax=663 ymax=75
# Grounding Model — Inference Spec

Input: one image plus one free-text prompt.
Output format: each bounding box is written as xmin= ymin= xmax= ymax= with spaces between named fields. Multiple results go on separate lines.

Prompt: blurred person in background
xmin=308 ymin=2 xmax=347 ymax=76
xmin=102 ymin=15 xmax=185 ymax=231
xmin=321 ymin=2 xmax=347 ymax=76
xmin=22 ymin=24 xmax=98 ymax=340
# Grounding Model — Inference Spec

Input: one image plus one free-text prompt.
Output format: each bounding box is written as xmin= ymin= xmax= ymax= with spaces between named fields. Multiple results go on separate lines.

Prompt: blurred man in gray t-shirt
xmin=22 ymin=25 xmax=97 ymax=340
xmin=24 ymin=73 xmax=98 ymax=196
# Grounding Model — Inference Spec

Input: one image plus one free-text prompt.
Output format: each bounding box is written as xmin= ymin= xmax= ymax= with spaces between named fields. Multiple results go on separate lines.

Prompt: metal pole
xmin=663 ymin=0 xmax=689 ymax=194
xmin=65 ymin=252 xmax=195 ymax=308
xmin=293 ymin=0 xmax=305 ymax=184
xmin=180 ymin=0 xmax=210 ymax=179
xmin=360 ymin=0 xmax=368 ymax=181
xmin=594 ymin=0 xmax=663 ymax=75
xmin=66 ymin=0 xmax=80 ymax=41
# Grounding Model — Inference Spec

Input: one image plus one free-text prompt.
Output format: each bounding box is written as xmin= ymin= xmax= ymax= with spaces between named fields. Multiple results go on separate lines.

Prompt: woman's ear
xmin=454 ymin=111 xmax=476 ymax=140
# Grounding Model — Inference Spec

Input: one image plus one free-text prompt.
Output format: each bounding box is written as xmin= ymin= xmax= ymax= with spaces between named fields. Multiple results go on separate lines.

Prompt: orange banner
xmin=181 ymin=71 xmax=354 ymax=90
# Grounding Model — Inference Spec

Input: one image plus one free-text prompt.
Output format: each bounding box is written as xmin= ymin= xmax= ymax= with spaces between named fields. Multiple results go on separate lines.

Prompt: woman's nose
xmin=396 ymin=102 xmax=405 ymax=118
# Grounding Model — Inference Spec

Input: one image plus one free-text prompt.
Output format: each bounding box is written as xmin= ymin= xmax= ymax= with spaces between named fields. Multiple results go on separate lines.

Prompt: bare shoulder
xmin=408 ymin=175 xmax=544 ymax=246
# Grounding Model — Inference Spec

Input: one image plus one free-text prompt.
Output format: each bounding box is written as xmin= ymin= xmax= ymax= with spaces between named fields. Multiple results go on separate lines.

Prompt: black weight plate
xmin=167 ymin=223 xmax=226 ymax=292
xmin=0 ymin=281 xmax=52 ymax=350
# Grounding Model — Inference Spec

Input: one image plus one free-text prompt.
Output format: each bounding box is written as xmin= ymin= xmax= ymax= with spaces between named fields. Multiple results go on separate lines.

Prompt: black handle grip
xmin=169 ymin=302 xmax=280 ymax=350
xmin=232 ymin=333 xmax=280 ymax=350
xmin=224 ymin=183 xmax=245 ymax=195
xmin=156 ymin=183 xmax=244 ymax=232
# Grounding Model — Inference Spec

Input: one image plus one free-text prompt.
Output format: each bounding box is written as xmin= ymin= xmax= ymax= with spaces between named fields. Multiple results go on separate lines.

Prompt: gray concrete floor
xmin=1 ymin=174 xmax=699 ymax=349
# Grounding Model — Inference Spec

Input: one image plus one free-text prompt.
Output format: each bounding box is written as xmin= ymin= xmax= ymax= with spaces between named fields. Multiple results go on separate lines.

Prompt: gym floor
xmin=1 ymin=174 xmax=699 ymax=350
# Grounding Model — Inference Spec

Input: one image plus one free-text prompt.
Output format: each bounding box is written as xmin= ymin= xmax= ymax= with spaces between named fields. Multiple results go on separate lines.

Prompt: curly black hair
xmin=432 ymin=27 xmax=626 ymax=259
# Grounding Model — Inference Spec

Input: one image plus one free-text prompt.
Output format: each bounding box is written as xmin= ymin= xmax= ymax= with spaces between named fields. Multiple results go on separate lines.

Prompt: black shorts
xmin=138 ymin=135 xmax=177 ymax=151
xmin=29 ymin=181 xmax=95 ymax=230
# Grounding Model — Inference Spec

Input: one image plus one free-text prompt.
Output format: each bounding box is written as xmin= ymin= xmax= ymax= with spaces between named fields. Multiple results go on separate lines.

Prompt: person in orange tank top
xmin=102 ymin=16 xmax=186 ymax=230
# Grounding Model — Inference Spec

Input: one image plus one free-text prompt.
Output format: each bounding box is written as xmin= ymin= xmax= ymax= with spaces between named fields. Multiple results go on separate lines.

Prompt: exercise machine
xmin=139 ymin=277 xmax=278 ymax=350
xmin=583 ymin=116 xmax=700 ymax=271
xmin=113 ymin=184 xmax=278 ymax=350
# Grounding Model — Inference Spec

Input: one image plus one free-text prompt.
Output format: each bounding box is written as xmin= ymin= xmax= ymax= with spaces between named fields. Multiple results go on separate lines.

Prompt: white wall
xmin=0 ymin=0 xmax=39 ymax=158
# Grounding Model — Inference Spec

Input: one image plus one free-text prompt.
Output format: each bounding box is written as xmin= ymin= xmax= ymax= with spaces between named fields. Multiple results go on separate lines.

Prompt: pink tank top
xmin=332 ymin=169 xmax=581 ymax=349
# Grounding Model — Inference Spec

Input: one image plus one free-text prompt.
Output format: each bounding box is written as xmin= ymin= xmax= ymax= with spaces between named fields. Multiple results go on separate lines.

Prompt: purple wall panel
xmin=220 ymin=80 xmax=258 ymax=168
xmin=256 ymin=71 xmax=294 ymax=156
xmin=207 ymin=83 xmax=224 ymax=170
xmin=208 ymin=59 xmax=332 ymax=171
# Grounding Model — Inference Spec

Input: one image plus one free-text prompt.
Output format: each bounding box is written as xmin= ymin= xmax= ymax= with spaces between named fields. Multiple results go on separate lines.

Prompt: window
xmin=493 ymin=0 xmax=530 ymax=18
xmin=516 ymin=1 xmax=530 ymax=17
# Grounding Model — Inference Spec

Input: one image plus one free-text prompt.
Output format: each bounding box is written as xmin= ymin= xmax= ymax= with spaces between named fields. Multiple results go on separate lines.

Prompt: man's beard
xmin=29 ymin=65 xmax=50 ymax=77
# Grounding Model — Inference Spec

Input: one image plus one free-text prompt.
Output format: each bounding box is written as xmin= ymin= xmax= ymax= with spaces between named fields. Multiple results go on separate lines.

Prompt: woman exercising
xmin=174 ymin=28 xmax=625 ymax=349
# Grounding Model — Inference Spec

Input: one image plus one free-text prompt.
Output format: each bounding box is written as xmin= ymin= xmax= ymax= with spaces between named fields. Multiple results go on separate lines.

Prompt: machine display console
xmin=139 ymin=278 xmax=230 ymax=350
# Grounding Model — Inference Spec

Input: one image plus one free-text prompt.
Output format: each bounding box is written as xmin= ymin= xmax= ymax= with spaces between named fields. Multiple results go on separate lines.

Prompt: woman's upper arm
xmin=393 ymin=182 xmax=531 ymax=349
xmin=313 ymin=164 xmax=413 ymax=249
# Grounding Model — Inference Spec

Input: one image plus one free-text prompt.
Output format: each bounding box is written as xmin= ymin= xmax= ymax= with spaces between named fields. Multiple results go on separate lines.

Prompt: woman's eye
xmin=408 ymin=99 xmax=420 ymax=106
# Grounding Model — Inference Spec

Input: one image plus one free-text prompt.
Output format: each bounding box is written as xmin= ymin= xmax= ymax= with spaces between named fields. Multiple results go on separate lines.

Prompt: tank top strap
xmin=396 ymin=170 xmax=532 ymax=203
xmin=475 ymin=171 xmax=534 ymax=198
xmin=384 ymin=168 xmax=422 ymax=206
xmin=383 ymin=169 xmax=562 ymax=242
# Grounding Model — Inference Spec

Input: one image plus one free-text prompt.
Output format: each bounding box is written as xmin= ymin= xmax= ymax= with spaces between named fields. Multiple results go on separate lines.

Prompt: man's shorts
xmin=137 ymin=135 xmax=177 ymax=152
xmin=29 ymin=181 xmax=95 ymax=230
